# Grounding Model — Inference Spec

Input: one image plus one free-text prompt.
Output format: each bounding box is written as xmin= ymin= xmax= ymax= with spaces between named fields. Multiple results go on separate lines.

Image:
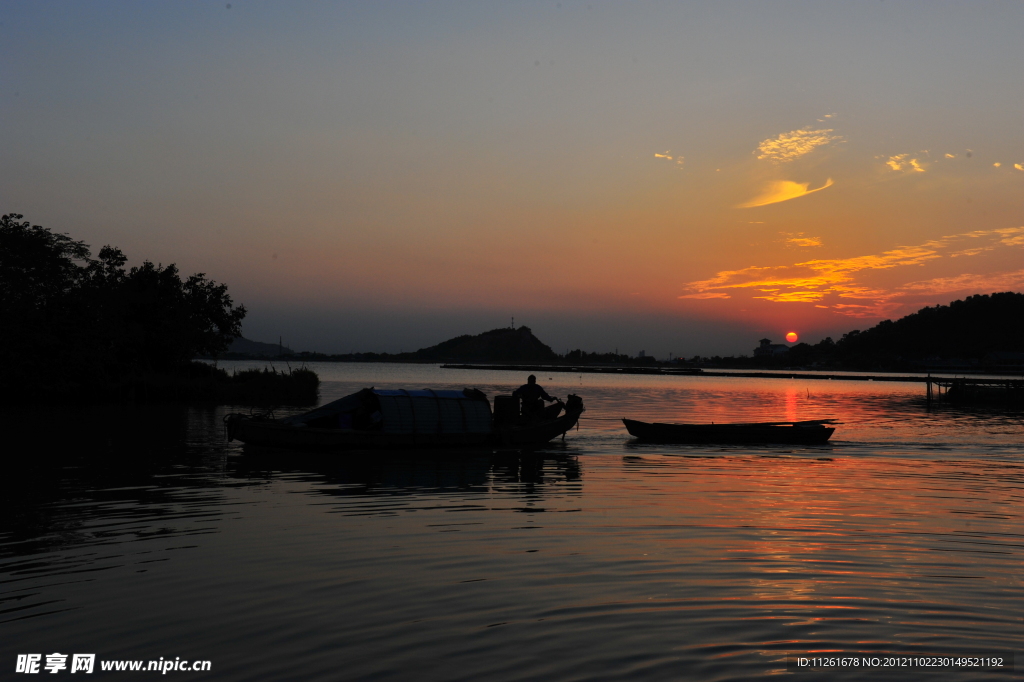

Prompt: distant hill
xmin=227 ymin=337 xmax=294 ymax=357
xmin=837 ymin=291 xmax=1024 ymax=366
xmin=403 ymin=326 xmax=558 ymax=363
xmin=772 ymin=291 xmax=1024 ymax=370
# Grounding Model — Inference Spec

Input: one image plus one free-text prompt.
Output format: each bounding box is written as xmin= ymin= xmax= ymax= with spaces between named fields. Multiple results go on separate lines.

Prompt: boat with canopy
xmin=225 ymin=388 xmax=584 ymax=449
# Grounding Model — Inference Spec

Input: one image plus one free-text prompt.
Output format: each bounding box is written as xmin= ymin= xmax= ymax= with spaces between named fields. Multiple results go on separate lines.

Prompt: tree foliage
xmin=834 ymin=292 xmax=1024 ymax=367
xmin=1 ymin=213 xmax=245 ymax=398
xmin=746 ymin=292 xmax=1024 ymax=370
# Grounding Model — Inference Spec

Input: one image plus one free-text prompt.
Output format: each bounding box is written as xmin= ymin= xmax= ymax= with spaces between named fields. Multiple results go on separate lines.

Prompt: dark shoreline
xmin=440 ymin=363 xmax=1024 ymax=384
xmin=4 ymin=363 xmax=321 ymax=407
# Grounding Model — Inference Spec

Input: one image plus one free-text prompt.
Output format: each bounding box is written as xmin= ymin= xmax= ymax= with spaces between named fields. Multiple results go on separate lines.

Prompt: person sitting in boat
xmin=513 ymin=375 xmax=557 ymax=417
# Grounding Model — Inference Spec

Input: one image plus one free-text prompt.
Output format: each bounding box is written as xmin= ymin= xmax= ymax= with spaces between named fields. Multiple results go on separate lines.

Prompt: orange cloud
xmin=678 ymin=292 xmax=731 ymax=299
xmin=756 ymin=129 xmax=842 ymax=162
xmin=897 ymin=270 xmax=1024 ymax=296
xmin=997 ymin=228 xmax=1024 ymax=246
xmin=886 ymin=153 xmax=927 ymax=173
xmin=831 ymin=272 xmax=1024 ymax=318
xmin=738 ymin=178 xmax=834 ymax=208
xmin=679 ymin=226 xmax=1024 ymax=315
xmin=949 ymin=247 xmax=992 ymax=258
xmin=654 ymin=151 xmax=684 ymax=167
xmin=783 ymin=232 xmax=823 ymax=248
xmin=757 ymin=290 xmax=830 ymax=302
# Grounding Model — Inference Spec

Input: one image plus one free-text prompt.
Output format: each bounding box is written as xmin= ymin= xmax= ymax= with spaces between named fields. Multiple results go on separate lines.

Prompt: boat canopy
xmin=374 ymin=389 xmax=491 ymax=435
xmin=281 ymin=388 xmax=492 ymax=435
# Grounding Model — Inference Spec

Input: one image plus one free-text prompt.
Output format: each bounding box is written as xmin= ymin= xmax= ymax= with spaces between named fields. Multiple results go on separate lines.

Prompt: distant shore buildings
xmin=753 ymin=338 xmax=790 ymax=357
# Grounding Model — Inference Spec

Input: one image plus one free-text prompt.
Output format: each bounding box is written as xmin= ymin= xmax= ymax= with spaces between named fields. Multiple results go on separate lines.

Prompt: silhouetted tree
xmin=834 ymin=293 xmax=1024 ymax=368
xmin=0 ymin=213 xmax=245 ymax=400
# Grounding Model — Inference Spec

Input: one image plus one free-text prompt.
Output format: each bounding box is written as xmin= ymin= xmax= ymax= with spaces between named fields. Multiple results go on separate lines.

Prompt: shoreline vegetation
xmin=221 ymin=293 xmax=1024 ymax=377
xmin=1 ymin=213 xmax=317 ymax=406
xmin=5 ymin=213 xmax=1022 ymax=407
xmin=105 ymin=363 xmax=320 ymax=406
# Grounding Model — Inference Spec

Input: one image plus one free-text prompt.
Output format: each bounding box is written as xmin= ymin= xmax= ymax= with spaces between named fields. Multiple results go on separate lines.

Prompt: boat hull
xmin=227 ymin=391 xmax=586 ymax=451
xmin=623 ymin=418 xmax=834 ymax=445
xmin=233 ymin=418 xmax=492 ymax=450
xmin=493 ymin=407 xmax=584 ymax=446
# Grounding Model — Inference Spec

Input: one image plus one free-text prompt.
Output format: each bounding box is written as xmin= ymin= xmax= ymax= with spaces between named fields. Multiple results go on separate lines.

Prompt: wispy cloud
xmin=738 ymin=178 xmax=834 ymax=208
xmin=997 ymin=228 xmax=1024 ymax=246
xmin=677 ymin=292 xmax=731 ymax=300
xmin=756 ymin=129 xmax=842 ymax=163
xmin=897 ymin=270 xmax=1024 ymax=296
xmin=949 ymin=247 xmax=991 ymax=258
xmin=654 ymin=150 xmax=684 ymax=168
xmin=886 ymin=153 xmax=927 ymax=173
xmin=679 ymin=226 xmax=1024 ymax=315
xmin=782 ymin=232 xmax=823 ymax=248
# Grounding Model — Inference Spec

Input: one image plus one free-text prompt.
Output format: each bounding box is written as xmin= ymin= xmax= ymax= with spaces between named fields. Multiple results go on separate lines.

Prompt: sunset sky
xmin=4 ymin=2 xmax=1023 ymax=356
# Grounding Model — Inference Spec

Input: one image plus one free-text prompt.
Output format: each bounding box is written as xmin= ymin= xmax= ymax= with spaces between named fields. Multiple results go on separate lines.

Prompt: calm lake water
xmin=3 ymin=363 xmax=1022 ymax=680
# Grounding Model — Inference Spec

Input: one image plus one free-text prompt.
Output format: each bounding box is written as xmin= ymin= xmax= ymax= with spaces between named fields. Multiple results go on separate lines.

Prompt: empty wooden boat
xmin=622 ymin=418 xmax=836 ymax=444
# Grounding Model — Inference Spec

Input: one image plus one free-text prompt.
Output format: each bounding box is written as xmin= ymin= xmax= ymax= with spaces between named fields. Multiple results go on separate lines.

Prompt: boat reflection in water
xmin=233 ymin=446 xmax=582 ymax=498
xmin=225 ymin=388 xmax=584 ymax=450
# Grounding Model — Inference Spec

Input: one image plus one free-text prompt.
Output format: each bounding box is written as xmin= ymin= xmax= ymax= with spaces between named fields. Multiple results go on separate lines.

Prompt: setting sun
xmin=786 ymin=332 xmax=799 ymax=343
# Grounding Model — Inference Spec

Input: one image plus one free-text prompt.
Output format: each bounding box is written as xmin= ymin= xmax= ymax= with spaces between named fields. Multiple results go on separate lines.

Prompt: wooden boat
xmin=225 ymin=388 xmax=584 ymax=450
xmin=493 ymin=394 xmax=585 ymax=446
xmin=622 ymin=418 xmax=836 ymax=444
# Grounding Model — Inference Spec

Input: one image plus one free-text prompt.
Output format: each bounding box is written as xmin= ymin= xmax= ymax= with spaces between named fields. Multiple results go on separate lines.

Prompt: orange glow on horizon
xmin=786 ymin=332 xmax=799 ymax=343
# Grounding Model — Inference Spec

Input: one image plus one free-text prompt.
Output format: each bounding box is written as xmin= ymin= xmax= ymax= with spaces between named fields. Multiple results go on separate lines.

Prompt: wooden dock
xmin=927 ymin=376 xmax=1024 ymax=404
